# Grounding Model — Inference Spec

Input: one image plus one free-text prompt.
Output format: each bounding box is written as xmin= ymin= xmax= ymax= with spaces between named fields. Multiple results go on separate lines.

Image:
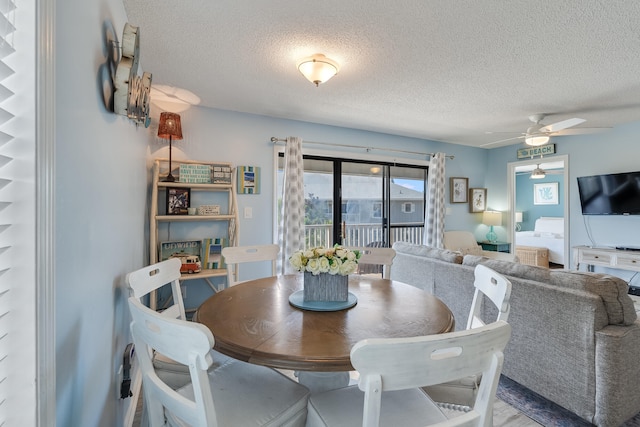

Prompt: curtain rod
xmin=270 ymin=137 xmax=454 ymax=160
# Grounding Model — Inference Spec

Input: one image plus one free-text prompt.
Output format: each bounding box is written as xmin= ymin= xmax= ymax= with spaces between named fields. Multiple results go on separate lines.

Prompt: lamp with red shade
xmin=157 ymin=112 xmax=183 ymax=182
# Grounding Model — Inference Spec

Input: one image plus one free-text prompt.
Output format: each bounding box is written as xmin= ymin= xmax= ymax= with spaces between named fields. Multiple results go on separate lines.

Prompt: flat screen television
xmin=577 ymin=171 xmax=640 ymax=215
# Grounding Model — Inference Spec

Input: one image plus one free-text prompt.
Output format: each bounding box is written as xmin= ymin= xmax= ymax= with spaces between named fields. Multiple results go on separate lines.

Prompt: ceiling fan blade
xmin=480 ymin=135 xmax=524 ymax=147
xmin=552 ymin=127 xmax=610 ymax=136
xmin=538 ymin=118 xmax=586 ymax=133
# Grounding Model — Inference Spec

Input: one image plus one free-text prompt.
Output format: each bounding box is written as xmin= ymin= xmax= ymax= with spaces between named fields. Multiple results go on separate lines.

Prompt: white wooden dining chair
xmin=128 ymin=297 xmax=310 ymax=427
xmin=424 ymin=264 xmax=512 ymax=409
xmin=305 ymin=320 xmax=512 ymax=427
xmin=349 ymin=246 xmax=396 ymax=279
xmin=221 ymin=244 xmax=279 ymax=286
xmin=126 ymin=258 xmax=194 ymax=390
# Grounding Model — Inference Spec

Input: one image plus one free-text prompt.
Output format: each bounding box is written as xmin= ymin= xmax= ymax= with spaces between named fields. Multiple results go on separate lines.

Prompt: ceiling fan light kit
xmin=297 ymin=53 xmax=339 ymax=86
xmin=531 ymin=166 xmax=546 ymax=179
xmin=525 ymin=134 xmax=550 ymax=146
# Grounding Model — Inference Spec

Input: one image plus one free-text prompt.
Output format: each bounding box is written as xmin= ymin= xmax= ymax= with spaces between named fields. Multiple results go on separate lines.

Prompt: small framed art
xmin=449 ymin=177 xmax=469 ymax=203
xmin=166 ymin=187 xmax=190 ymax=215
xmin=237 ymin=166 xmax=260 ymax=194
xmin=469 ymin=188 xmax=487 ymax=213
xmin=534 ymin=182 xmax=559 ymax=205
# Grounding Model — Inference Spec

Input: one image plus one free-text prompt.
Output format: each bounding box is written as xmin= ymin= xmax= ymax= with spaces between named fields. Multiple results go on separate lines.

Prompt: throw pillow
xmin=480 ymin=259 xmax=551 ymax=282
xmin=456 ymin=245 xmax=483 ymax=256
xmin=550 ymin=271 xmax=637 ymax=325
xmin=462 ymin=254 xmax=490 ymax=267
xmin=392 ymin=242 xmax=463 ymax=264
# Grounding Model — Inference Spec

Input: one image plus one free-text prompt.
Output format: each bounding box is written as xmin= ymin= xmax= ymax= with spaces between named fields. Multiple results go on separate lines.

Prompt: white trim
xmin=507 ymin=154 xmax=569 ymax=266
xmin=36 ymin=0 xmax=56 ymax=424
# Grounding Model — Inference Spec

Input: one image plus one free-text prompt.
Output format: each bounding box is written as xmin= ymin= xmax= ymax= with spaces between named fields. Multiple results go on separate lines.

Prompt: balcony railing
xmin=305 ymin=223 xmax=424 ymax=248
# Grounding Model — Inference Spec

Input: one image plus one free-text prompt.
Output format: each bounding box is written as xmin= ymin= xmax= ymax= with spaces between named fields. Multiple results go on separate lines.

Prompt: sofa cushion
xmin=454 ymin=245 xmax=483 ymax=256
xmin=480 ymin=259 xmax=551 ymax=282
xmin=392 ymin=242 xmax=463 ymax=264
xmin=550 ymin=271 xmax=637 ymax=325
xmin=462 ymin=254 xmax=490 ymax=266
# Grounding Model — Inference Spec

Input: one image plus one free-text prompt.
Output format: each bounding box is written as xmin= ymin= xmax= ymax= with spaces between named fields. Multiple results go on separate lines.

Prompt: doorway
xmin=508 ymin=155 xmax=569 ymax=267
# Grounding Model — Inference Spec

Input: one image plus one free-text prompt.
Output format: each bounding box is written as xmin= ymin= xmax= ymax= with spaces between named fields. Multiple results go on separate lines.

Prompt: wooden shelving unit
xmin=149 ymin=158 xmax=238 ymax=309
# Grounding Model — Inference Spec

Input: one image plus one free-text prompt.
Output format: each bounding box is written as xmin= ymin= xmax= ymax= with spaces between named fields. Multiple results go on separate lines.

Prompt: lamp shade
xmin=297 ymin=54 xmax=339 ymax=86
xmin=482 ymin=210 xmax=502 ymax=226
xmin=515 ymin=212 xmax=523 ymax=223
xmin=157 ymin=112 xmax=183 ymax=140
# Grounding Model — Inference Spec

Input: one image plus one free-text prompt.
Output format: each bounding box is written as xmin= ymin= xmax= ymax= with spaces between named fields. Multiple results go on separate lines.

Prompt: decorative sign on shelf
xmin=179 ymin=164 xmax=212 ymax=183
xmin=212 ymin=165 xmax=233 ymax=184
xmin=159 ymin=240 xmax=201 ymax=261
xmin=517 ymin=144 xmax=556 ymax=159
xmin=197 ymin=205 xmax=221 ymax=216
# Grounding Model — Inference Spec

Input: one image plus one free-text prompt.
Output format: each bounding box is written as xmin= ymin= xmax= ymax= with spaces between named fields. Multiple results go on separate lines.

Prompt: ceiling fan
xmin=482 ymin=114 xmax=607 ymax=147
xmin=515 ymin=163 xmax=564 ymax=179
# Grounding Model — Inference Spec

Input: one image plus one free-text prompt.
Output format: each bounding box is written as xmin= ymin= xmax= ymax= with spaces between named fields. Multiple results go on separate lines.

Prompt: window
xmin=277 ymin=152 xmax=427 ymax=247
xmin=325 ymin=201 xmax=333 ymax=215
xmin=401 ymin=202 xmax=415 ymax=213
xmin=372 ymin=202 xmax=382 ymax=219
xmin=0 ymin=1 xmax=40 ymax=425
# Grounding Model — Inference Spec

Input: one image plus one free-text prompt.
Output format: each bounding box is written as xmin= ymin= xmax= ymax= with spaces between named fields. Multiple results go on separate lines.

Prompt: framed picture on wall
xmin=237 ymin=166 xmax=260 ymax=194
xmin=449 ymin=177 xmax=469 ymax=203
xmin=469 ymin=188 xmax=487 ymax=213
xmin=534 ymin=182 xmax=559 ymax=205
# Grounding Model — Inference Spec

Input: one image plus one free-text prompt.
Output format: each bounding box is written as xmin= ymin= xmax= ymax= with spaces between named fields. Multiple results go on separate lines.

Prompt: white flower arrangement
xmin=290 ymin=245 xmax=362 ymax=276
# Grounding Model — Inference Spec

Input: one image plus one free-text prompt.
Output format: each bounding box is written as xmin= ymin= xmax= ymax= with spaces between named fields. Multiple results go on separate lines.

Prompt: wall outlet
xmin=244 ymin=207 xmax=253 ymax=219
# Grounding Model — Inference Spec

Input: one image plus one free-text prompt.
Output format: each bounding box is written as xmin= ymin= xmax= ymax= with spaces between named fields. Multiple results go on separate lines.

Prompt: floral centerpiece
xmin=289 ymin=245 xmax=361 ymax=276
xmin=290 ymin=245 xmax=361 ymax=302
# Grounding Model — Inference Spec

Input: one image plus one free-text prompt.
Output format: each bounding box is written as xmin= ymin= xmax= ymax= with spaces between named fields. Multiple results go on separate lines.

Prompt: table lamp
xmin=157 ymin=112 xmax=183 ymax=182
xmin=515 ymin=211 xmax=523 ymax=231
xmin=483 ymin=210 xmax=502 ymax=243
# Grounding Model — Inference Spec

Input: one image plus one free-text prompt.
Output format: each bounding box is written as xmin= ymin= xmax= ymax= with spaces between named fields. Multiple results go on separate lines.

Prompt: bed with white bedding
xmin=515 ymin=216 xmax=565 ymax=265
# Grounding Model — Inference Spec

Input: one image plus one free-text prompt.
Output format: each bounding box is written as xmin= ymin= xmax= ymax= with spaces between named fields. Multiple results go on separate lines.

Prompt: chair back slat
xmin=221 ymin=244 xmax=279 ymax=286
xmin=126 ymin=257 xmax=186 ymax=321
xmin=351 ymin=321 xmax=511 ymax=427
xmin=467 ymin=264 xmax=512 ymax=329
xmin=348 ymin=247 xmax=396 ymax=279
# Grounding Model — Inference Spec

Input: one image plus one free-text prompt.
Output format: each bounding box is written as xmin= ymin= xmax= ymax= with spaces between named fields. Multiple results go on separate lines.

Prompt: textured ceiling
xmin=123 ymin=0 xmax=640 ymax=148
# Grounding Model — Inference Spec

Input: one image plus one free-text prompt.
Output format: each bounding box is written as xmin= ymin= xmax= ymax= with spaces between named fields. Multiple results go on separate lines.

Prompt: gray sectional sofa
xmin=391 ymin=241 xmax=640 ymax=427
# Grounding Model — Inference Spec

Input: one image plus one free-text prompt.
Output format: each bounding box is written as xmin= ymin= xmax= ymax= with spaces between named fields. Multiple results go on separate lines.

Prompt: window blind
xmin=0 ymin=1 xmax=17 ymax=424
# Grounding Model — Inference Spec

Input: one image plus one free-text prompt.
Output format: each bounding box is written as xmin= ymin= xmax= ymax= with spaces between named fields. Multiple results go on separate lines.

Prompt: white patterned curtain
xmin=278 ymin=137 xmax=305 ymax=274
xmin=423 ymin=152 xmax=446 ymax=248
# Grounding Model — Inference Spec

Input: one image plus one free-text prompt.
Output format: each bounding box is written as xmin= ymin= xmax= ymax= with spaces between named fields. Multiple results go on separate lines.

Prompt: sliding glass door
xmin=277 ymin=154 xmax=427 ymax=248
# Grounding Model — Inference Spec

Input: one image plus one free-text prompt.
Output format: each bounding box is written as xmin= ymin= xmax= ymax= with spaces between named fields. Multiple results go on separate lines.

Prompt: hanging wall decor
xmin=469 ymin=188 xmax=487 ymax=213
xmin=237 ymin=166 xmax=260 ymax=194
xmin=114 ymin=23 xmax=152 ymax=127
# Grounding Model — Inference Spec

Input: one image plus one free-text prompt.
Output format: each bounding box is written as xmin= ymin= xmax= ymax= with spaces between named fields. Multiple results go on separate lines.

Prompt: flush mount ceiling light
xmin=297 ymin=53 xmax=339 ymax=86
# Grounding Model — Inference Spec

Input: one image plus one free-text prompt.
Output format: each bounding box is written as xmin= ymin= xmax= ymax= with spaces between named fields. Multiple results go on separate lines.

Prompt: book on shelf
xmin=159 ymin=240 xmax=202 ymax=261
xmin=202 ymin=237 xmax=227 ymax=269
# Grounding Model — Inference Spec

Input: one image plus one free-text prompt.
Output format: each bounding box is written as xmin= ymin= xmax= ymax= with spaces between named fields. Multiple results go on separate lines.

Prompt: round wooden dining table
xmin=195 ymin=274 xmax=455 ymax=372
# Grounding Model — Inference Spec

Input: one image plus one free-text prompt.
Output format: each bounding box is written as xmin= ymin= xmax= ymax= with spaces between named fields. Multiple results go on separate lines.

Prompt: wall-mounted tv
xmin=577 ymin=171 xmax=640 ymax=215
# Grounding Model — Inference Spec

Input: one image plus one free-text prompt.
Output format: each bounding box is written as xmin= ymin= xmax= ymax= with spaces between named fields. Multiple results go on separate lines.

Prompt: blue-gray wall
xmin=55 ymin=2 xmax=640 ymax=425
xmin=55 ymin=1 xmax=149 ymax=425
xmin=486 ymin=123 xmax=640 ymax=284
xmin=516 ymin=173 xmax=564 ymax=231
